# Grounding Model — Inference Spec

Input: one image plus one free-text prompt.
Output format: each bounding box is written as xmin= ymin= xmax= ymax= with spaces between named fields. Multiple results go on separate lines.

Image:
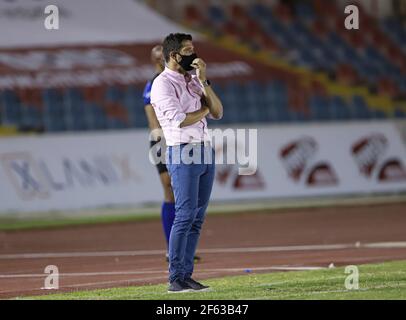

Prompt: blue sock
xmin=161 ymin=202 xmax=176 ymax=248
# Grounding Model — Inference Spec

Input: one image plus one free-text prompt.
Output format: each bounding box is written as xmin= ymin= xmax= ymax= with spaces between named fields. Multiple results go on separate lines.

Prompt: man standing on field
xmin=151 ymin=33 xmax=223 ymax=293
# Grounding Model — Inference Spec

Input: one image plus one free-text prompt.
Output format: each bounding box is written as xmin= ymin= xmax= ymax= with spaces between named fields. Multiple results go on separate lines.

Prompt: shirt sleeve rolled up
xmin=151 ymin=77 xmax=186 ymax=128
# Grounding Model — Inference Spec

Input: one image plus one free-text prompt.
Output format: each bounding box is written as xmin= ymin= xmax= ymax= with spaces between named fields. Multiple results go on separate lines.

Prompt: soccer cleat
xmin=167 ymin=279 xmax=193 ymax=293
xmin=184 ymin=278 xmax=210 ymax=292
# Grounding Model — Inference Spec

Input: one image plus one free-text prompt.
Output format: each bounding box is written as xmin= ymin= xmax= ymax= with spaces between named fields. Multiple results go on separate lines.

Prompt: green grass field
xmin=25 ymin=260 xmax=406 ymax=300
xmin=0 ymin=212 xmax=160 ymax=231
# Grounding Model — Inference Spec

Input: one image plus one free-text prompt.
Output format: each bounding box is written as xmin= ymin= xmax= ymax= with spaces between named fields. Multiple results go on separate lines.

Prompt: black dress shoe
xmin=168 ymin=279 xmax=193 ymax=293
xmin=184 ymin=278 xmax=210 ymax=291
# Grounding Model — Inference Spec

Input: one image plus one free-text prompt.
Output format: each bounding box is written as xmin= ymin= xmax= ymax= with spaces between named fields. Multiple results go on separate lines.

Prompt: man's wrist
xmin=202 ymin=106 xmax=210 ymax=116
xmin=199 ymin=79 xmax=211 ymax=87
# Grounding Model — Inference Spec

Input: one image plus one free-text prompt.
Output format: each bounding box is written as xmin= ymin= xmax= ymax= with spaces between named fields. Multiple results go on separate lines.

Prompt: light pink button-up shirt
xmin=150 ymin=67 xmax=211 ymax=146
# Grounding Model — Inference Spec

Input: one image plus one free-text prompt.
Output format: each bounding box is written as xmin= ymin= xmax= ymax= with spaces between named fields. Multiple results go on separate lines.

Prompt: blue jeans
xmin=166 ymin=143 xmax=215 ymax=283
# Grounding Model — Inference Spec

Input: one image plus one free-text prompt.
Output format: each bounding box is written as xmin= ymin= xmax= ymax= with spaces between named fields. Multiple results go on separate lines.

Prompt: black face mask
xmin=176 ymin=53 xmax=198 ymax=71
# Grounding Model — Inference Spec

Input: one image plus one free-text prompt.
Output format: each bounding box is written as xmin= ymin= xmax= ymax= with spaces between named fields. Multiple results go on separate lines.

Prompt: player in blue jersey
xmin=142 ymin=45 xmax=200 ymax=262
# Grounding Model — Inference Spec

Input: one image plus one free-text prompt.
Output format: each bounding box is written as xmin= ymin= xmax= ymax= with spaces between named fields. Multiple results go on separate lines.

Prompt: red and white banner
xmin=0 ymin=0 xmax=275 ymax=90
xmin=0 ymin=121 xmax=405 ymax=214
xmin=0 ymin=42 xmax=272 ymax=90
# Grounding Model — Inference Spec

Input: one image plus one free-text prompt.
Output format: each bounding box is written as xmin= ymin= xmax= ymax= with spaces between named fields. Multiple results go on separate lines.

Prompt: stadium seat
xmin=86 ymin=104 xmax=108 ymax=130
xmin=329 ymin=96 xmax=352 ymax=120
xmin=208 ymin=5 xmax=227 ymax=26
xmin=309 ymin=95 xmax=331 ymax=121
xmin=0 ymin=90 xmax=22 ymax=125
xmin=294 ymin=2 xmax=315 ymax=22
xmin=106 ymin=86 xmax=124 ymax=103
xmin=133 ymin=111 xmax=148 ymax=128
xmin=371 ymin=110 xmax=387 ymax=119
xmin=394 ymin=109 xmax=406 ymax=118
xmin=271 ymin=105 xmax=292 ymax=123
xmin=351 ymin=96 xmax=372 ymax=120
xmin=123 ymin=86 xmax=142 ymax=128
xmin=4 ymin=0 xmax=406 ymax=133
xmin=107 ymin=118 xmax=128 ymax=130
xmin=43 ymin=115 xmax=67 ymax=132
xmin=21 ymin=105 xmax=43 ymax=130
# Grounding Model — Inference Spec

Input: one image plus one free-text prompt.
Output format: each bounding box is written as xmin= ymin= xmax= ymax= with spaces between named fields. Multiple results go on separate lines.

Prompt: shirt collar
xmin=164 ymin=67 xmax=192 ymax=82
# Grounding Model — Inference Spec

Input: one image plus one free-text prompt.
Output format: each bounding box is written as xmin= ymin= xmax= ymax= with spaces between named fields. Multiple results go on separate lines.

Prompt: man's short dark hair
xmin=162 ymin=33 xmax=193 ymax=62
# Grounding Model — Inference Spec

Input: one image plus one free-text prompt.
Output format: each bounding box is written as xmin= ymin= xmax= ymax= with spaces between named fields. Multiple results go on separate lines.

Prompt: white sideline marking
xmin=0 ymin=270 xmax=165 ymax=278
xmin=0 ymin=241 xmax=405 ymax=260
xmin=0 ymin=266 xmax=324 ymax=279
xmin=57 ymin=275 xmax=169 ymax=290
xmin=199 ymin=244 xmax=351 ymax=253
xmin=0 ymin=275 xmax=170 ymax=295
xmin=363 ymin=242 xmax=406 ymax=249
